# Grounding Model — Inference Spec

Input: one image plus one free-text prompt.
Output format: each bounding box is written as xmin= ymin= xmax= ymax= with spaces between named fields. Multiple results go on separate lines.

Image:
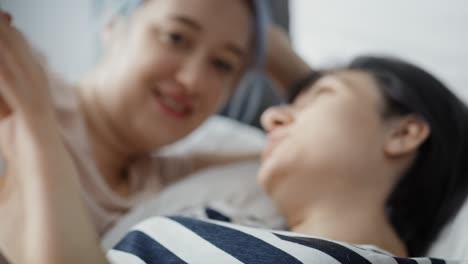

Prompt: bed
xmin=102 ymin=116 xmax=468 ymax=260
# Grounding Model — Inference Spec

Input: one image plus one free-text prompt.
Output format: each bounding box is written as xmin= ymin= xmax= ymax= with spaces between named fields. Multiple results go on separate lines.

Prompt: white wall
xmin=291 ymin=0 xmax=468 ymax=101
xmin=1 ymin=0 xmax=96 ymax=81
xmin=2 ymin=0 xmax=466 ymax=100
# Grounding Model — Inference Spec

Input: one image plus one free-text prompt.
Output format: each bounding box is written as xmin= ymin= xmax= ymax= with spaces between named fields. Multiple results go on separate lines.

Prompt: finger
xmin=0 ymin=19 xmax=45 ymax=83
xmin=0 ymin=36 xmax=22 ymax=108
xmin=0 ymin=20 xmax=37 ymax=82
xmin=0 ymin=10 xmax=12 ymax=25
xmin=0 ymin=16 xmax=30 ymax=56
xmin=0 ymin=17 xmax=14 ymax=47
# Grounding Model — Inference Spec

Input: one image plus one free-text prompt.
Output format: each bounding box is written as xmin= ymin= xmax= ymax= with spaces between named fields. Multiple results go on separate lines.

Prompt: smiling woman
xmin=78 ymin=0 xmax=268 ymax=233
xmin=2 ymin=0 xmax=266 ymax=243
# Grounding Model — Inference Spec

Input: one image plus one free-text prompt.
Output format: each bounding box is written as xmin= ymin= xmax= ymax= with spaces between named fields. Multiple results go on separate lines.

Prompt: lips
xmin=152 ymin=89 xmax=193 ymax=119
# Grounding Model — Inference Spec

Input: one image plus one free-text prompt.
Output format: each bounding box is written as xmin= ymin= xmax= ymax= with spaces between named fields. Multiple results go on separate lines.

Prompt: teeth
xmin=160 ymin=95 xmax=186 ymax=112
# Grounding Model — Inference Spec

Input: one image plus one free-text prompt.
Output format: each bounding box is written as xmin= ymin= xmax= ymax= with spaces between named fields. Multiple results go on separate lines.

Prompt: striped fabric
xmin=108 ymin=215 xmax=464 ymax=264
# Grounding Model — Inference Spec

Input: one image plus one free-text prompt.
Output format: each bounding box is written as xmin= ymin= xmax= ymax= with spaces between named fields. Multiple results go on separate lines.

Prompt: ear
xmin=384 ymin=115 xmax=430 ymax=158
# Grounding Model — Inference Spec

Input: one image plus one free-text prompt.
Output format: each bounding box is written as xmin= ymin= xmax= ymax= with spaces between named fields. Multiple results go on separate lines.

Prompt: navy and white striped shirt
xmin=108 ymin=215 xmax=462 ymax=264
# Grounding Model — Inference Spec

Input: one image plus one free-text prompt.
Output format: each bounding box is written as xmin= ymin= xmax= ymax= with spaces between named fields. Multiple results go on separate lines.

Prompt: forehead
xmin=138 ymin=0 xmax=252 ymax=49
xmin=297 ymin=70 xmax=384 ymax=105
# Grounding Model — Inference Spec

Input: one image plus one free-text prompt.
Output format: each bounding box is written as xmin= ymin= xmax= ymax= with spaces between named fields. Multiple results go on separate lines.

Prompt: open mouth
xmin=152 ymin=89 xmax=193 ymax=119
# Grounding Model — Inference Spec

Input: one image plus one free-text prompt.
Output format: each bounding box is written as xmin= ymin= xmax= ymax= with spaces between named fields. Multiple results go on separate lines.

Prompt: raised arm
xmin=265 ymin=24 xmax=313 ymax=91
xmin=0 ymin=12 xmax=106 ymax=263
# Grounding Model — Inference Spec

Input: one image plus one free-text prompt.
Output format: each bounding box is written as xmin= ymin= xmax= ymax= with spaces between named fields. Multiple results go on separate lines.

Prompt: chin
xmin=257 ymin=156 xmax=285 ymax=194
xmin=259 ymin=144 xmax=302 ymax=194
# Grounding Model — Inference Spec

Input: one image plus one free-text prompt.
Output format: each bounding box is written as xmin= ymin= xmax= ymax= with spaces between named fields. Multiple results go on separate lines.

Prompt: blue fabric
xmin=250 ymin=0 xmax=270 ymax=69
xmin=169 ymin=216 xmax=303 ymax=264
xmin=114 ymin=230 xmax=187 ymax=264
xmin=275 ymin=234 xmax=374 ymax=264
xmin=110 ymin=216 xmax=459 ymax=264
xmin=115 ymin=0 xmax=142 ymax=16
xmin=204 ymin=207 xmax=232 ymax=222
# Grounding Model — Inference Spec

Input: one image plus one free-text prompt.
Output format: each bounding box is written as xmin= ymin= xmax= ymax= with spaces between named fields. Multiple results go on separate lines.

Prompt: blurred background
xmin=1 ymin=0 xmax=467 ymax=126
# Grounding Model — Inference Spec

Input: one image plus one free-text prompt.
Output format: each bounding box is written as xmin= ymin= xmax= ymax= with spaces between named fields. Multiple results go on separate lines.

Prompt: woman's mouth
xmin=152 ymin=89 xmax=193 ymax=119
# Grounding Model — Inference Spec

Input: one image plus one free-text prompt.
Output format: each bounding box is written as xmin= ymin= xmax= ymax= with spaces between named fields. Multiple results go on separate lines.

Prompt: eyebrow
xmin=335 ymin=74 xmax=355 ymax=89
xmin=170 ymin=15 xmax=245 ymax=58
xmin=171 ymin=16 xmax=202 ymax=31
xmin=171 ymin=15 xmax=245 ymax=59
xmin=222 ymin=43 xmax=245 ymax=59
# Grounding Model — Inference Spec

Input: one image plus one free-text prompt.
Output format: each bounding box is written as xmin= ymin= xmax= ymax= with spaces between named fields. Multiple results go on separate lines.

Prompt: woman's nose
xmin=261 ymin=105 xmax=295 ymax=132
xmin=175 ymin=56 xmax=207 ymax=94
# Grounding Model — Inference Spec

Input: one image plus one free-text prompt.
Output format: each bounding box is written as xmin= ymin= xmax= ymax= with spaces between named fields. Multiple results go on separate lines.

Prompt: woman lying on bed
xmin=0 ymin=0 xmax=314 ymax=239
xmin=2 ymin=7 xmax=468 ymax=264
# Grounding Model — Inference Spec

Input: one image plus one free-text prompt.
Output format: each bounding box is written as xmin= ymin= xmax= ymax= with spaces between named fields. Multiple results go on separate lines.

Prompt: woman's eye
xmin=211 ymin=58 xmax=235 ymax=74
xmin=162 ymin=31 xmax=190 ymax=49
xmin=294 ymin=87 xmax=334 ymax=108
xmin=313 ymin=87 xmax=333 ymax=96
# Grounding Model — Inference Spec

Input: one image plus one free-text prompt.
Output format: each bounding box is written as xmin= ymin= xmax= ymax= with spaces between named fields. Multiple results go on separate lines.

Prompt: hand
xmin=0 ymin=11 xmax=105 ymax=263
xmin=191 ymin=151 xmax=260 ymax=173
xmin=0 ymin=11 xmax=55 ymax=262
xmin=0 ymin=10 xmax=54 ymax=123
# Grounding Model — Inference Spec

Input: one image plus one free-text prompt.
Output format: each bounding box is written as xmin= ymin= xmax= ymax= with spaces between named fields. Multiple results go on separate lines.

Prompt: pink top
xmin=50 ymin=77 xmax=192 ymax=236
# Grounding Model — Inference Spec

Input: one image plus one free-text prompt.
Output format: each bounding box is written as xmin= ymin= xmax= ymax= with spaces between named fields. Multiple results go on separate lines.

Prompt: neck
xmin=267 ymin=166 xmax=409 ymax=256
xmin=287 ymin=197 xmax=408 ymax=257
xmin=77 ymin=82 xmax=135 ymax=191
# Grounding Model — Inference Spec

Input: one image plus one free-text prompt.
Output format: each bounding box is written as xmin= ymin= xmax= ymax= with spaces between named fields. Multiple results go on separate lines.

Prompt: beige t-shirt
xmin=49 ymin=77 xmax=193 ymax=236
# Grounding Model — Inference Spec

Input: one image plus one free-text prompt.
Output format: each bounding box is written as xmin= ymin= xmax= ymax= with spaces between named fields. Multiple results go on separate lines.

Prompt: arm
xmin=0 ymin=12 xmax=106 ymax=263
xmin=190 ymin=152 xmax=260 ymax=172
xmin=265 ymin=24 xmax=313 ymax=91
xmin=157 ymin=151 xmax=259 ymax=186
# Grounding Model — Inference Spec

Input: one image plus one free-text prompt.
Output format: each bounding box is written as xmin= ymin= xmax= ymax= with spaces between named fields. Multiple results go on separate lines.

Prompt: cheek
xmin=296 ymin=107 xmax=384 ymax=170
xmin=132 ymin=49 xmax=180 ymax=80
xmin=258 ymin=140 xmax=302 ymax=193
xmin=122 ymin=33 xmax=181 ymax=78
xmin=199 ymin=81 xmax=233 ymax=112
xmin=259 ymin=101 xmax=386 ymax=192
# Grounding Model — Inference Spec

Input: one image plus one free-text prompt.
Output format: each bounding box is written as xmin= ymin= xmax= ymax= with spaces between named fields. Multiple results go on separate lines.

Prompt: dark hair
xmin=347 ymin=56 xmax=468 ymax=256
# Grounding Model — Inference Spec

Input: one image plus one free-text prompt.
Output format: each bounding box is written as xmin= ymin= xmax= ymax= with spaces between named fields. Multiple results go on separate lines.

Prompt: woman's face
xmin=96 ymin=0 xmax=252 ymax=150
xmin=258 ymin=70 xmax=393 ymax=195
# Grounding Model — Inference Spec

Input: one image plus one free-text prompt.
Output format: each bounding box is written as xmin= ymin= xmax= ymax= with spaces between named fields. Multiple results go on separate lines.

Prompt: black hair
xmin=347 ymin=56 xmax=468 ymax=256
xmin=287 ymin=56 xmax=468 ymax=256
